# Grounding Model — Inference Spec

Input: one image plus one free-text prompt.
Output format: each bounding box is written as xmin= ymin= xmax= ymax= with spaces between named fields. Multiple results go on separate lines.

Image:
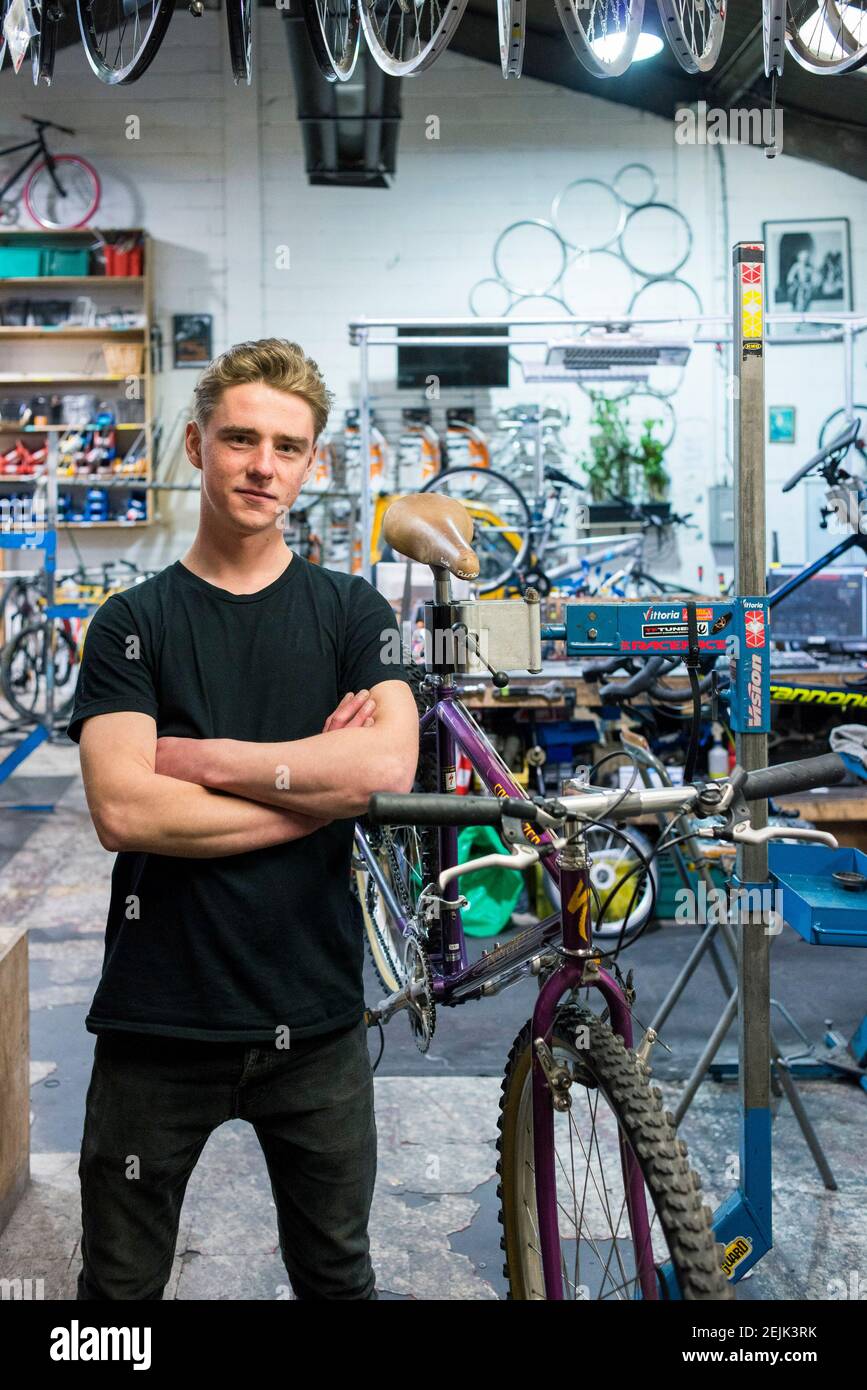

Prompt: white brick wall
xmin=4 ymin=11 xmax=866 ymax=582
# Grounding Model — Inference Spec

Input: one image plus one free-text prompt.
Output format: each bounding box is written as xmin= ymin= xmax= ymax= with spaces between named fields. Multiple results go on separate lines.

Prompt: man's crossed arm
xmin=79 ymin=682 xmax=419 ymax=858
xmin=154 ymin=680 xmax=419 ymax=819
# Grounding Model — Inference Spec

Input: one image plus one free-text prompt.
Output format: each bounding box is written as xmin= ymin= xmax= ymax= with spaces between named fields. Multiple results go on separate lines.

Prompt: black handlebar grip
xmin=741 ymin=753 xmax=848 ymax=802
xmin=366 ymin=793 xmax=539 ymax=827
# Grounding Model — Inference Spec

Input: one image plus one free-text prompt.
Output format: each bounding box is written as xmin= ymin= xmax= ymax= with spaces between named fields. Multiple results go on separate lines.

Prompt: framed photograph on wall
xmin=172 ymin=314 xmax=213 ymax=368
xmin=769 ymin=406 xmax=796 ymax=444
xmin=763 ymin=218 xmax=852 ymax=338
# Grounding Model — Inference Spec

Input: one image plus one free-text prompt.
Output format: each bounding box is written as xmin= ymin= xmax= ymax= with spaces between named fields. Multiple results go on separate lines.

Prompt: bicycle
xmin=0 ymin=558 xmax=152 ymax=723
xmin=353 ymin=490 xmax=844 ymax=1298
xmin=75 ymin=0 xmax=252 ymax=86
xmin=0 ymin=117 xmax=100 ymax=229
xmin=420 ymin=461 xmax=694 ymax=598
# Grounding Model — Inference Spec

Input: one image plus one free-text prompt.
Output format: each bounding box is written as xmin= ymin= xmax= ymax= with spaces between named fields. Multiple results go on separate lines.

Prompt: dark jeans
xmin=76 ymin=1017 xmax=377 ymax=1301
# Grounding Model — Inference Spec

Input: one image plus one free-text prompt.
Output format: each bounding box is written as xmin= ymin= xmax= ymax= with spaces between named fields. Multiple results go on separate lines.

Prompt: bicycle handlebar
xmin=367 ymin=754 xmax=848 ymax=829
xmin=740 ymin=753 xmax=846 ymax=802
xmin=367 ymin=794 xmax=535 ymax=828
xmin=24 ymin=116 xmax=76 ymax=136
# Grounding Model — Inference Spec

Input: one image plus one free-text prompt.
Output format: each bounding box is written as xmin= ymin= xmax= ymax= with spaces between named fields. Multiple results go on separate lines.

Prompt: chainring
xmin=404 ymin=934 xmax=436 ymax=1053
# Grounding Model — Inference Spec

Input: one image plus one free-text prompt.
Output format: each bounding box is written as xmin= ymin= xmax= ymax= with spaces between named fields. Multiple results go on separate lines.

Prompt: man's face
xmin=186 ymin=382 xmax=317 ymax=534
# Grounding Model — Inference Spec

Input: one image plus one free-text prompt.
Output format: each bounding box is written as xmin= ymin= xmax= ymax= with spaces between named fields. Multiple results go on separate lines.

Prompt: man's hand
xmin=323 ymin=690 xmax=376 ymax=733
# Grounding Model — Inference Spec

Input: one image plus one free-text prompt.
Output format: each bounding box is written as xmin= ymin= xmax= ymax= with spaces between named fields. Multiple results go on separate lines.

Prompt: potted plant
xmin=580 ymin=394 xmax=671 ymax=523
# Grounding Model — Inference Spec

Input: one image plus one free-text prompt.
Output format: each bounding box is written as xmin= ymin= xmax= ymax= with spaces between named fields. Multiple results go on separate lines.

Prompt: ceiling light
xmin=591 ymin=31 xmax=664 ymax=63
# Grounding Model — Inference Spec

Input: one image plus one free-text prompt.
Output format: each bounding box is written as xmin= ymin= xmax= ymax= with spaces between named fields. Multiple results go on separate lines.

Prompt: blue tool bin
xmin=768 ymin=843 xmax=867 ymax=947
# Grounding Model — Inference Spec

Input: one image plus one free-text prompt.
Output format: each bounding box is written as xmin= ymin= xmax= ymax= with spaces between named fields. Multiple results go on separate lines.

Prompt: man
xmin=67 ymin=337 xmax=419 ymax=1301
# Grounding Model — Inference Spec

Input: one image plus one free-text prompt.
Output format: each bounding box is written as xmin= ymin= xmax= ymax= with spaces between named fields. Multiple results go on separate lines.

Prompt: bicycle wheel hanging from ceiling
xmin=785 ymin=0 xmax=867 ymax=74
xmin=551 ymin=178 xmax=626 ymax=252
xmin=493 ymin=219 xmax=569 ymax=296
xmin=656 ymin=0 xmax=726 ymax=72
xmin=30 ymin=0 xmax=57 ymax=83
xmin=498 ymin=0 xmax=526 ymax=76
xmin=360 ymin=0 xmax=469 ymax=75
xmin=76 ymin=0 xmax=176 ymax=84
xmin=304 ymin=0 xmax=360 ymax=80
xmin=226 ymin=0 xmax=253 ymax=84
xmin=763 ymin=0 xmax=787 ymax=75
xmin=553 ymin=0 xmax=645 ymax=78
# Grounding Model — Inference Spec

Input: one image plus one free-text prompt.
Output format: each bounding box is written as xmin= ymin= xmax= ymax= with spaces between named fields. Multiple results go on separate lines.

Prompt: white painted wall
xmin=3 ymin=11 xmax=866 ymax=583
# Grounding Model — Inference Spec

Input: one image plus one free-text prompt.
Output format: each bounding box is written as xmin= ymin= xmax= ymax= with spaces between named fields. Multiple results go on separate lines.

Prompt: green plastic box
xmin=43 ymin=247 xmax=90 ymax=276
xmin=0 ymin=246 xmax=45 ymax=277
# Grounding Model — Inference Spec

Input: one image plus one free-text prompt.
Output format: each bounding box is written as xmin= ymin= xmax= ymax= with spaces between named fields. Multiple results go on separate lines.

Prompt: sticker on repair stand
xmin=642 ymin=621 xmax=708 ymax=638
xmin=721 ymin=1235 xmax=753 ymax=1279
xmin=443 ymin=766 xmax=457 ymax=791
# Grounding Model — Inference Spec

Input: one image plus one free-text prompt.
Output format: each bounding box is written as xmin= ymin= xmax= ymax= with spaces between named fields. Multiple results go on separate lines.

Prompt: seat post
xmin=432 ymin=564 xmax=452 ymax=606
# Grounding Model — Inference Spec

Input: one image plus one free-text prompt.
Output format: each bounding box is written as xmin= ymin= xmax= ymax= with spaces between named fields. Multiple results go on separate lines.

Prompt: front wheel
xmin=24 ymin=155 xmax=101 ymax=229
xmin=497 ymin=1005 xmax=733 ymax=1299
xmin=1 ymin=623 xmax=78 ymax=722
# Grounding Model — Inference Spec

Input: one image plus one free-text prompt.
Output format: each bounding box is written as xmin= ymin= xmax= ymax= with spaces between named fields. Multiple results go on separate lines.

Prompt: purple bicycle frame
xmin=354 ymin=678 xmax=658 ymax=1299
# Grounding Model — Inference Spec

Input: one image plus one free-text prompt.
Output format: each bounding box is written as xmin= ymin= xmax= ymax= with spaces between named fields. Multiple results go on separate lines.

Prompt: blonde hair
xmin=193 ymin=337 xmax=333 ymax=439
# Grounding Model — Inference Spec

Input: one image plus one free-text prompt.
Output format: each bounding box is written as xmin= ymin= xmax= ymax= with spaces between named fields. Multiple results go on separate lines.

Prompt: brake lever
xmin=728 ymin=823 xmax=838 ymax=849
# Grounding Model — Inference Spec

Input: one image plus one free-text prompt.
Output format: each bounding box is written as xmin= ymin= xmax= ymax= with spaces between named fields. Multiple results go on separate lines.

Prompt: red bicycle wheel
xmin=23 ymin=154 xmax=101 ymax=229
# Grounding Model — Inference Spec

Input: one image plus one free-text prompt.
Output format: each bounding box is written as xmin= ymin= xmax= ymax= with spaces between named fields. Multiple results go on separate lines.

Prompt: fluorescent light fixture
xmin=591 ymin=31 xmax=664 ymax=63
xmin=544 ymin=333 xmax=692 ymax=369
xmin=522 ymin=365 xmax=651 ymax=384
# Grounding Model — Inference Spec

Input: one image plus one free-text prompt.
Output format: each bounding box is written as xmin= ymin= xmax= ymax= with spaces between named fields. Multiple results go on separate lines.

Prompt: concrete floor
xmin=1 ymin=735 xmax=866 ymax=1300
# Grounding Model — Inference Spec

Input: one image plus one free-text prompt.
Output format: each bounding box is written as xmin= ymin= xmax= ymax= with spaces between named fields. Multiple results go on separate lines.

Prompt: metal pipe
xmin=357 ymin=325 xmax=372 ymax=582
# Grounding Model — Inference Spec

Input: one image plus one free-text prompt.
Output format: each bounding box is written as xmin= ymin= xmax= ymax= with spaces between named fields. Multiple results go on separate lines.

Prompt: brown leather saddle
xmin=381 ymin=493 xmax=480 ymax=581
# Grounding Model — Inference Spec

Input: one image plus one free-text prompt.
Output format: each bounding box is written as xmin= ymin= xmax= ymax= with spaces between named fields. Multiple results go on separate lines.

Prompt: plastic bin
xmin=43 ymin=248 xmax=90 ymax=277
xmin=0 ymin=247 xmax=45 ymax=277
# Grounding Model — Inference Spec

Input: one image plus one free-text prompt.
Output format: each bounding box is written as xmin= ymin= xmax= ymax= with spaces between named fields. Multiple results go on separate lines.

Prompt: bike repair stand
xmin=0 ymin=434 xmax=83 ymax=812
xmin=707 ymin=242 xmax=827 ymax=1284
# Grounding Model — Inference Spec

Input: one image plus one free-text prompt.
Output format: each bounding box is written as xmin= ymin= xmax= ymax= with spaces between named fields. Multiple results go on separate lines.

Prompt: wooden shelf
xmin=0 ymin=276 xmax=143 ymax=287
xmin=0 ymin=423 xmax=145 ymax=432
xmin=0 ymin=373 xmax=145 ymax=383
xmin=0 ymin=474 xmax=148 ymax=483
xmin=58 ymin=520 xmax=149 ymax=528
xmin=0 ymin=227 xmax=153 ymax=536
xmin=0 ymin=326 xmax=145 ymax=338
xmin=0 ymin=228 xmax=144 ymax=237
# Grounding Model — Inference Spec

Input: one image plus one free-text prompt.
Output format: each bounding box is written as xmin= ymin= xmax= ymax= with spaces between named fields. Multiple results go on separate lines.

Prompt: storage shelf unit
xmin=0 ymin=227 xmax=153 ymax=531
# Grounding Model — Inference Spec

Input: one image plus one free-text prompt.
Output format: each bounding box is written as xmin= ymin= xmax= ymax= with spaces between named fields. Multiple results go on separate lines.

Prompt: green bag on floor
xmin=457 ymin=823 xmax=525 ymax=937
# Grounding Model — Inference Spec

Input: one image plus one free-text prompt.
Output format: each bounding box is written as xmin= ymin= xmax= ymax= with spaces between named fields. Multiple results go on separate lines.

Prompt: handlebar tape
xmin=741 ymin=753 xmax=847 ymax=802
xmin=366 ymin=793 xmax=538 ymax=827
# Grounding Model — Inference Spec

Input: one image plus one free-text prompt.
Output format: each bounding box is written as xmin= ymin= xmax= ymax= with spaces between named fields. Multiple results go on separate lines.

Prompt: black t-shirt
xmin=66 ymin=554 xmax=411 ymax=1042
